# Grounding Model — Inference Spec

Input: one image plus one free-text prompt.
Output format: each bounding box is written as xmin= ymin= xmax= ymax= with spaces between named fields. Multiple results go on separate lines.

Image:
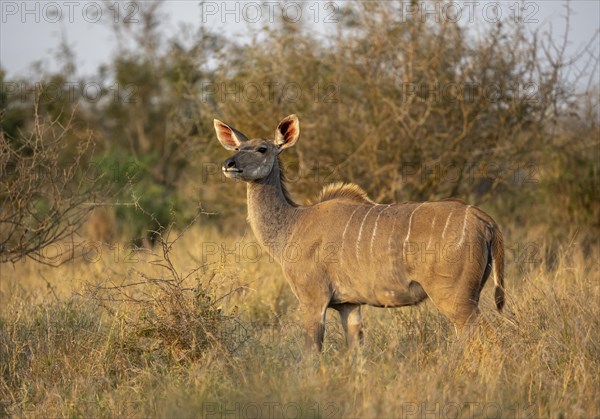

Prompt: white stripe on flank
xmin=403 ymin=203 xmax=425 ymax=260
xmin=441 ymin=208 xmax=455 ymax=240
xmin=458 ymin=205 xmax=471 ymax=246
xmin=356 ymin=206 xmax=377 ymax=259
xmin=342 ymin=207 xmax=361 ymax=253
xmin=427 ymin=213 xmax=438 ymax=249
xmin=370 ymin=204 xmax=392 ymax=257
xmin=388 ymin=213 xmax=398 ymax=260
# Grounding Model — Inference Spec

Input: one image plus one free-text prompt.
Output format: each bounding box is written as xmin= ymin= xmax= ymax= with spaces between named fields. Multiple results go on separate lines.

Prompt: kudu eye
xmin=257 ymin=147 xmax=267 ymax=154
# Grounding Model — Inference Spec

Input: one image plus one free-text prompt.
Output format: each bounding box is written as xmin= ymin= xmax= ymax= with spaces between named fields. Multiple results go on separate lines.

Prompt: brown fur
xmin=215 ymin=115 xmax=506 ymax=351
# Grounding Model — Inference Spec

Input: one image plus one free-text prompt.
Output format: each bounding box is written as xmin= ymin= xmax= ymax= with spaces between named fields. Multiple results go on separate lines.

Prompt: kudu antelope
xmin=214 ymin=115 xmax=505 ymax=351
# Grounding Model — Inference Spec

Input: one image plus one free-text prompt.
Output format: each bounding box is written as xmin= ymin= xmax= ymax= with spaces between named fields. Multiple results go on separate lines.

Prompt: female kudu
xmin=214 ymin=115 xmax=505 ymax=351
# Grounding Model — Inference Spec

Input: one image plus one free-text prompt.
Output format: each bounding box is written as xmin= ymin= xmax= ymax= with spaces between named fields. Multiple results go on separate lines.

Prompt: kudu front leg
xmin=300 ymin=304 xmax=328 ymax=352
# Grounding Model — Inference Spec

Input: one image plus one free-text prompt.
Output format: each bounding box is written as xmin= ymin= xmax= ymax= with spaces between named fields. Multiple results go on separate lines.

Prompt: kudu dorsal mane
xmin=312 ymin=182 xmax=374 ymax=205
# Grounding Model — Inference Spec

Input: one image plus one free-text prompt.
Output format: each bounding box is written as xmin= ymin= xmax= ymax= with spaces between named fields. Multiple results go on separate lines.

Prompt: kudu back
xmin=215 ymin=115 xmax=505 ymax=351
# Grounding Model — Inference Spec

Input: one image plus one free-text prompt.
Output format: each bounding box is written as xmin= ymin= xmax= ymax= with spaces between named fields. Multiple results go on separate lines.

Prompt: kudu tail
xmin=490 ymin=222 xmax=506 ymax=312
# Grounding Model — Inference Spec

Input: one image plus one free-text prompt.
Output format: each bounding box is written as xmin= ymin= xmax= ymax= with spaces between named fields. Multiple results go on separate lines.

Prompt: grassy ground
xmin=0 ymin=223 xmax=598 ymax=418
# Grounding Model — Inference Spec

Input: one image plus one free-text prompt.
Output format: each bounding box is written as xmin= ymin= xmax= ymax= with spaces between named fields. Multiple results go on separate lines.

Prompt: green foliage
xmin=89 ymin=148 xmax=184 ymax=244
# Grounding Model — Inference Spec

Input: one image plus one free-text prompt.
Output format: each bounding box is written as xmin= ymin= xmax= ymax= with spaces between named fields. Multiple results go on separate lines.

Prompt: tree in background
xmin=0 ymin=93 xmax=102 ymax=264
xmin=1 ymin=1 xmax=598 ymax=257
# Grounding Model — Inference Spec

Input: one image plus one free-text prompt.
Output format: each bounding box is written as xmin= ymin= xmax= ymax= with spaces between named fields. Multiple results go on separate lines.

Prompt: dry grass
xmin=0 ymin=223 xmax=598 ymax=418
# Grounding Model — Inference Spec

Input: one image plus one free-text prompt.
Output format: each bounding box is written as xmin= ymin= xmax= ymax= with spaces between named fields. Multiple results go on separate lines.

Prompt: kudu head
xmin=214 ymin=115 xmax=300 ymax=181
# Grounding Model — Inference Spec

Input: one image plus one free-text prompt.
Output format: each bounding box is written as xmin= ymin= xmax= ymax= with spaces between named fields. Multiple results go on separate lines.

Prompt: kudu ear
xmin=274 ymin=114 xmax=300 ymax=150
xmin=214 ymin=119 xmax=249 ymax=150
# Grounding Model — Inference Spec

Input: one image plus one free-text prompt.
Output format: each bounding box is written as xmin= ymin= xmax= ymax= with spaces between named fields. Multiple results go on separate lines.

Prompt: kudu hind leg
xmin=424 ymin=285 xmax=481 ymax=335
xmin=337 ymin=304 xmax=364 ymax=348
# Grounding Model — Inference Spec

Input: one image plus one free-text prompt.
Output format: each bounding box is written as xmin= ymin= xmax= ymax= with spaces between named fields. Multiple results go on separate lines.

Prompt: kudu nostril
xmin=225 ymin=159 xmax=236 ymax=168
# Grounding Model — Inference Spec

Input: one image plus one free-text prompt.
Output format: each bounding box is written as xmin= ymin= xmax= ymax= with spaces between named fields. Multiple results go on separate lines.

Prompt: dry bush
xmin=0 ymin=97 xmax=105 ymax=265
xmin=86 ymin=218 xmax=241 ymax=364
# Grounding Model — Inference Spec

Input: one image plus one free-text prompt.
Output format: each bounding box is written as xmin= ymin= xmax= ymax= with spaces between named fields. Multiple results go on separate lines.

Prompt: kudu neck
xmin=246 ymin=158 xmax=299 ymax=260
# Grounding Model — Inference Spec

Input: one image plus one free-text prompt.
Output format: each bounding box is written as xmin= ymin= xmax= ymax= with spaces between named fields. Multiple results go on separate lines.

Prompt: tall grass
xmin=1 ymin=224 xmax=598 ymax=418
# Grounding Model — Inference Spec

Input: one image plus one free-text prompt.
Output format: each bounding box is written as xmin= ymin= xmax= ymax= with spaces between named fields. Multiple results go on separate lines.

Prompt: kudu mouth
xmin=222 ymin=167 xmax=242 ymax=173
xmin=222 ymin=167 xmax=243 ymax=179
xmin=222 ymin=156 xmax=243 ymax=175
